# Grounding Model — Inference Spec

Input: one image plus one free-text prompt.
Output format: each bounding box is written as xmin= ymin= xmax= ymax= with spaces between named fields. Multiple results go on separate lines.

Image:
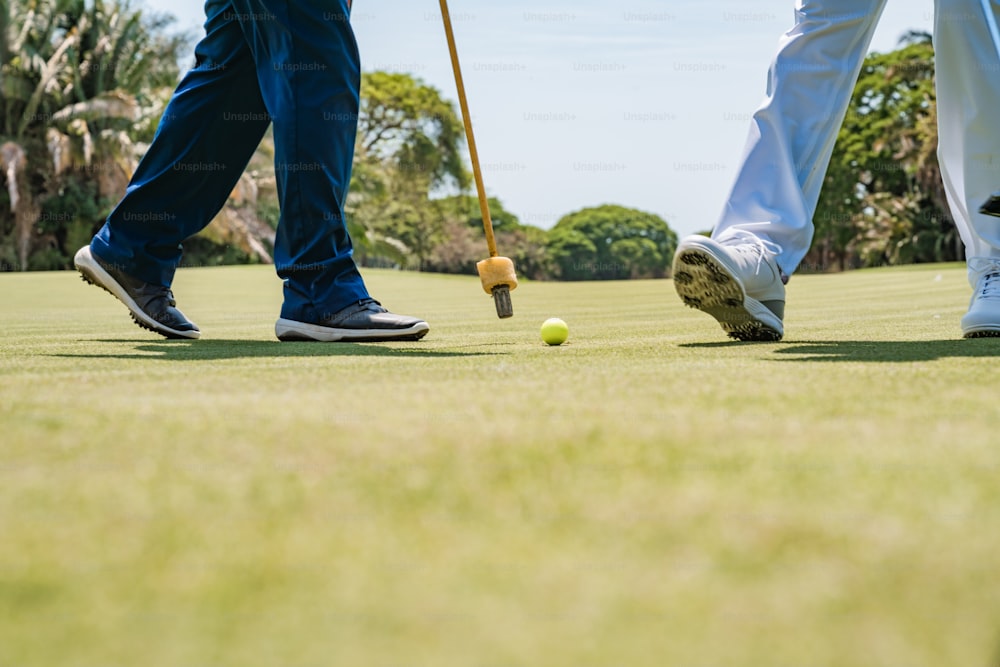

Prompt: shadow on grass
xmin=682 ymin=339 xmax=1000 ymax=362
xmin=54 ymin=339 xmax=502 ymax=361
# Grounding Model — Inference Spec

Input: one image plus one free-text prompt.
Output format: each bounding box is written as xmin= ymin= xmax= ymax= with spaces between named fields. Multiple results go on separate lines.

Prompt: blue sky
xmin=145 ymin=0 xmax=935 ymax=238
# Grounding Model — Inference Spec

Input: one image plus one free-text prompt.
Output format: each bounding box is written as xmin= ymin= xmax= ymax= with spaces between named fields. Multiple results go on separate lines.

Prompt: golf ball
xmin=540 ymin=318 xmax=569 ymax=345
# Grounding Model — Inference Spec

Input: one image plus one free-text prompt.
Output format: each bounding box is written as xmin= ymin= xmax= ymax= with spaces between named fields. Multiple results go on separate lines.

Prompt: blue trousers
xmin=91 ymin=0 xmax=369 ymax=321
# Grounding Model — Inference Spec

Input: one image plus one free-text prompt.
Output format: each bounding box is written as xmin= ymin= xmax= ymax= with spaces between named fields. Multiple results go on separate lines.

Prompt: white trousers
xmin=714 ymin=0 xmax=1000 ymax=285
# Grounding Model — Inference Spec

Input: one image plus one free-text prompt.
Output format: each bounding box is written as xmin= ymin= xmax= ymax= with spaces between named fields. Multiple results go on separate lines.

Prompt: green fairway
xmin=2 ymin=263 xmax=999 ymax=666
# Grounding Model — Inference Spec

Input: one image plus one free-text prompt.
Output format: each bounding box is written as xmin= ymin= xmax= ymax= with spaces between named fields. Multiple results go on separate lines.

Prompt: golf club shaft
xmin=439 ymin=0 xmax=498 ymax=258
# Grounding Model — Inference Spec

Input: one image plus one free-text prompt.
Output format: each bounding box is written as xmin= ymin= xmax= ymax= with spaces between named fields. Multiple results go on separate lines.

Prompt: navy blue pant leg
xmin=231 ymin=0 xmax=369 ymax=321
xmin=92 ymin=0 xmax=271 ymax=286
xmin=93 ymin=0 xmax=370 ymax=320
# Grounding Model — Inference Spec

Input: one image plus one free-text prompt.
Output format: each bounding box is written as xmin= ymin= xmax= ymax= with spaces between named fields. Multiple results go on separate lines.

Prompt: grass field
xmin=2 ymin=262 xmax=999 ymax=667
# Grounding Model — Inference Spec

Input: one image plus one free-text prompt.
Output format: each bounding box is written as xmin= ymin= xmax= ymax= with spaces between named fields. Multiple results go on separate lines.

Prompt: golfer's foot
xmin=962 ymin=259 xmax=1000 ymax=338
xmin=275 ymin=299 xmax=429 ymax=342
xmin=74 ymin=245 xmax=200 ymax=339
xmin=672 ymin=232 xmax=787 ymax=342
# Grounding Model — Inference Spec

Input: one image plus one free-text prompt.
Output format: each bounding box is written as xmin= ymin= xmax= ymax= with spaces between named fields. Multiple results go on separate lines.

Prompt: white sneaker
xmin=672 ymin=233 xmax=787 ymax=341
xmin=961 ymin=258 xmax=1000 ymax=338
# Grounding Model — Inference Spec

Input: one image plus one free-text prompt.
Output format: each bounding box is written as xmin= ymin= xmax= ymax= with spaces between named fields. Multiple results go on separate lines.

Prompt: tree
xmin=546 ymin=204 xmax=677 ymax=280
xmin=546 ymin=227 xmax=597 ymax=281
xmin=608 ymin=236 xmax=663 ymax=279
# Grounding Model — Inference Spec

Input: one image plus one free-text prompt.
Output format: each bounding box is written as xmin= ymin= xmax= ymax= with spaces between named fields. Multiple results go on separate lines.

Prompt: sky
xmin=142 ymin=0 xmax=936 ymax=239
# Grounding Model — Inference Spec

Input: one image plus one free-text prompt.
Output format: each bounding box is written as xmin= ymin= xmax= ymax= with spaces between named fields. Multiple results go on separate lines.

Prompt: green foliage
xmin=23 ymin=177 xmax=109 ymax=268
xmin=25 ymin=242 xmax=65 ymax=269
xmin=38 ymin=177 xmax=104 ymax=232
xmin=546 ymin=228 xmax=597 ymax=281
xmin=547 ymin=204 xmax=677 ymax=280
xmin=608 ymin=236 xmax=663 ymax=278
xmin=0 ymin=0 xmax=187 ymax=271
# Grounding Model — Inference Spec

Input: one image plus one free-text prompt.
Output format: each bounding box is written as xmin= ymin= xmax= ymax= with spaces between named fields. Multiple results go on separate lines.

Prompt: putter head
xmin=492 ymin=285 xmax=513 ymax=319
xmin=981 ymin=192 xmax=1000 ymax=217
xmin=477 ymin=256 xmax=517 ymax=318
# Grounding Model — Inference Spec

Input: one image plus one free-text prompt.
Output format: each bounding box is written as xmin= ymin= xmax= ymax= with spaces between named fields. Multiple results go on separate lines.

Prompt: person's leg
xmin=673 ymin=0 xmax=888 ymax=341
xmin=233 ymin=0 xmax=427 ymax=341
xmin=229 ymin=0 xmax=364 ymax=320
xmin=714 ymin=0 xmax=889 ymax=274
xmin=90 ymin=0 xmax=271 ymax=287
xmin=75 ymin=0 xmax=271 ymax=338
xmin=935 ymin=0 xmax=1000 ymax=336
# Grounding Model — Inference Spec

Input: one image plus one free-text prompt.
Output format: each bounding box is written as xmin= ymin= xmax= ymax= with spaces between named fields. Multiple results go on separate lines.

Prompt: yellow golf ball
xmin=540 ymin=317 xmax=569 ymax=345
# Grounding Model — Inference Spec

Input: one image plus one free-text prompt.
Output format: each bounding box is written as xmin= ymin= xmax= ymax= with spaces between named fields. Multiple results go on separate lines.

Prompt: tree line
xmin=0 ymin=3 xmax=951 ymax=279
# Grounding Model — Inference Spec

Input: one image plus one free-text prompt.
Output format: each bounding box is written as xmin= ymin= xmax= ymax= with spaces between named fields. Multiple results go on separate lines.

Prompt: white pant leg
xmin=934 ymin=0 xmax=1000 ymax=285
xmin=714 ymin=0 xmax=888 ymax=274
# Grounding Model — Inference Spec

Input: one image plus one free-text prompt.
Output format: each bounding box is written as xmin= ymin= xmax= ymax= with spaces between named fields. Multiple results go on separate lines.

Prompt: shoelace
xmin=719 ymin=231 xmax=788 ymax=284
xmin=969 ymin=258 xmax=1000 ymax=299
xmin=978 ymin=272 xmax=1000 ymax=299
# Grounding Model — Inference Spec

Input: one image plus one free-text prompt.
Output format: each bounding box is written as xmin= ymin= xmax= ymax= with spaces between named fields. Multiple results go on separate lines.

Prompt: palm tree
xmin=0 ymin=0 xmax=186 ymax=270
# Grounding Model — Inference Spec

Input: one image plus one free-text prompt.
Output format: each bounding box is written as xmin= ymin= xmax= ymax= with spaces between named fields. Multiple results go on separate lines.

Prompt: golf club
xmin=438 ymin=0 xmax=517 ymax=318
